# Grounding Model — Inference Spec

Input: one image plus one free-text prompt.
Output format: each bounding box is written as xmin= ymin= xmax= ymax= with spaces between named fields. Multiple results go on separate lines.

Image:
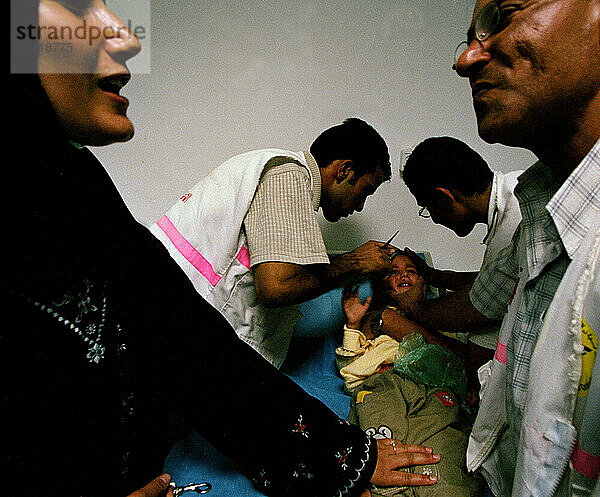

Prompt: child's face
xmin=383 ymin=255 xmax=426 ymax=303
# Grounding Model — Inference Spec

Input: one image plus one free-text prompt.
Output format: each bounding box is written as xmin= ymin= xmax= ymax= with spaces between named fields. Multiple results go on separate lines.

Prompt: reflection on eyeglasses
xmin=452 ymin=1 xmax=501 ymax=70
xmin=418 ymin=206 xmax=431 ymax=218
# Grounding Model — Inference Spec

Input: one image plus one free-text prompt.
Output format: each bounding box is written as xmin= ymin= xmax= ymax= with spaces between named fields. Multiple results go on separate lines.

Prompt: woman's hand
xmin=127 ymin=474 xmax=173 ymax=497
xmin=342 ymin=285 xmax=371 ymax=329
xmin=370 ymin=438 xmax=440 ymax=488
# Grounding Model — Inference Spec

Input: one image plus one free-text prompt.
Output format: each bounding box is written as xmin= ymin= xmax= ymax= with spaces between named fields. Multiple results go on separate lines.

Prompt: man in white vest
xmin=400 ymin=136 xmax=523 ymax=369
xmin=150 ymin=118 xmax=394 ymax=368
xmin=452 ymin=1 xmax=600 ymax=496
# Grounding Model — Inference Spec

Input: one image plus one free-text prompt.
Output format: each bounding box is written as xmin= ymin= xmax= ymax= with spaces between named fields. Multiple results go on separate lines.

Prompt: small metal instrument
xmin=169 ymin=482 xmax=212 ymax=496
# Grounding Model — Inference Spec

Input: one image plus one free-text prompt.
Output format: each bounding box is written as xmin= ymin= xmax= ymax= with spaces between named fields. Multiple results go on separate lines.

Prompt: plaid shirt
xmin=469 ymin=139 xmax=600 ymax=493
xmin=472 ymin=142 xmax=600 ymax=410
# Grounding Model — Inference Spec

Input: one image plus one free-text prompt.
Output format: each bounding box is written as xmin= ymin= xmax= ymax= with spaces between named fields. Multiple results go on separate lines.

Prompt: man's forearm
xmin=276 ymin=253 xmax=370 ymax=304
xmin=254 ymin=258 xmax=369 ymax=308
xmin=326 ymin=251 xmax=371 ymax=282
xmin=430 ymin=270 xmax=478 ymax=292
xmin=403 ymin=290 xmax=496 ymax=333
xmin=254 ymin=241 xmax=392 ymax=308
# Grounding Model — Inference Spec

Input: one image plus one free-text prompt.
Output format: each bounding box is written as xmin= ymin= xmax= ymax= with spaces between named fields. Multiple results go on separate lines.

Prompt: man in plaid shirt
xmin=453 ymin=1 xmax=600 ymax=496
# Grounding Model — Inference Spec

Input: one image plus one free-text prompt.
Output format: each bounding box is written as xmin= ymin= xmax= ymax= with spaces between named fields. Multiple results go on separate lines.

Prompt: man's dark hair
xmin=310 ymin=118 xmax=391 ymax=182
xmin=402 ymin=137 xmax=493 ymax=201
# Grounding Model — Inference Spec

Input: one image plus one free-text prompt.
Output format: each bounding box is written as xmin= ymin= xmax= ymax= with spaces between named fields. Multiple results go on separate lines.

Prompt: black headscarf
xmin=2 ymin=5 xmax=379 ymax=496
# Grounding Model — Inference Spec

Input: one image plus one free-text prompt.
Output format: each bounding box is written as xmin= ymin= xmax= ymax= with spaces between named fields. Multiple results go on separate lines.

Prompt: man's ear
xmin=432 ymin=187 xmax=456 ymax=206
xmin=335 ymin=160 xmax=354 ymax=183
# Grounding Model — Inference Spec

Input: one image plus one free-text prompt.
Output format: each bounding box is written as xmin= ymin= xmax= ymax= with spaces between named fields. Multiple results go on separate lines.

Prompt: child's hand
xmin=342 ymin=285 xmax=371 ymax=329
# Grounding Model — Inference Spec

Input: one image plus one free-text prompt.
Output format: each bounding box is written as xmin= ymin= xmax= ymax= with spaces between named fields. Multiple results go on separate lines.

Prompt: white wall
xmin=93 ymin=0 xmax=536 ymax=271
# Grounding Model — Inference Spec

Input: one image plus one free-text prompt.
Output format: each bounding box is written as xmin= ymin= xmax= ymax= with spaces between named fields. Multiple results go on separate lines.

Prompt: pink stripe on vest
xmin=572 ymin=442 xmax=600 ymax=480
xmin=236 ymin=246 xmax=251 ymax=269
xmin=495 ymin=340 xmax=507 ymax=364
xmin=156 ymin=215 xmax=221 ymax=287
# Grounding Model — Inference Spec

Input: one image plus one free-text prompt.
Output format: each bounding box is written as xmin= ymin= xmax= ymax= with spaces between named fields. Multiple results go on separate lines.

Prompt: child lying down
xmin=337 ymin=250 xmax=484 ymax=497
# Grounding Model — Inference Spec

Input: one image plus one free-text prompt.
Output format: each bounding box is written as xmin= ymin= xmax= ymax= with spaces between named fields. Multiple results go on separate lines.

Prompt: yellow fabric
xmin=336 ymin=326 xmax=399 ymax=390
xmin=579 ymin=318 xmax=599 ymax=398
xmin=356 ymin=390 xmax=372 ymax=404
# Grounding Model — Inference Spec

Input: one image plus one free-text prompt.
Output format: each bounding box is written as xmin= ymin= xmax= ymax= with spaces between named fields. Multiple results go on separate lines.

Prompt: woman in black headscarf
xmin=1 ymin=2 xmax=439 ymax=496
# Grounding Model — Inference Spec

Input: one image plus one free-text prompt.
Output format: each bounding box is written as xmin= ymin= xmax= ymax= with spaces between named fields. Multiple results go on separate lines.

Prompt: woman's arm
xmin=119 ymin=228 xmax=380 ymax=497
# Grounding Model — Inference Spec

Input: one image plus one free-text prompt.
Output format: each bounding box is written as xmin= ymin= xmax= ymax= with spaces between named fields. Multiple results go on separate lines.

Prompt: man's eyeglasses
xmin=418 ymin=206 xmax=431 ymax=218
xmin=452 ymin=1 xmax=500 ymax=70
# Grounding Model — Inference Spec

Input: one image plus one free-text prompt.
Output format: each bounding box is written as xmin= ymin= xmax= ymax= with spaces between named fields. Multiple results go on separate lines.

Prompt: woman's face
xmin=38 ymin=0 xmax=141 ymax=145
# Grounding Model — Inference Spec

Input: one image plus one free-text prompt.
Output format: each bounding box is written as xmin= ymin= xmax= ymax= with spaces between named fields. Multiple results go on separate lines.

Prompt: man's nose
xmin=454 ymin=38 xmax=492 ymax=77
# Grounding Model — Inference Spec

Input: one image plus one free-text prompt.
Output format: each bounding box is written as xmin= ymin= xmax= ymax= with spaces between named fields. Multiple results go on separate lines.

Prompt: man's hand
xmin=342 ymin=285 xmax=372 ymax=329
xmin=370 ymin=438 xmax=440 ymax=488
xmin=389 ymin=273 xmax=427 ymax=311
xmin=403 ymin=247 xmax=435 ymax=285
xmin=403 ymin=247 xmax=478 ymax=292
xmin=127 ymin=474 xmax=173 ymax=497
xmin=348 ymin=240 xmax=395 ymax=276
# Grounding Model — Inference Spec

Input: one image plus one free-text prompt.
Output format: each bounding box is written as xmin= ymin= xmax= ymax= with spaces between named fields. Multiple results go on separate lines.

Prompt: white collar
xmin=482 ymin=171 xmax=501 ymax=246
xmin=303 ymin=150 xmax=322 ymax=211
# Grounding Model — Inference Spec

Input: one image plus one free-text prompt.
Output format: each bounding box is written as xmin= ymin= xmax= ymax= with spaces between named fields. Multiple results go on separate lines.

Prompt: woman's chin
xmin=73 ymin=121 xmax=135 ymax=146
